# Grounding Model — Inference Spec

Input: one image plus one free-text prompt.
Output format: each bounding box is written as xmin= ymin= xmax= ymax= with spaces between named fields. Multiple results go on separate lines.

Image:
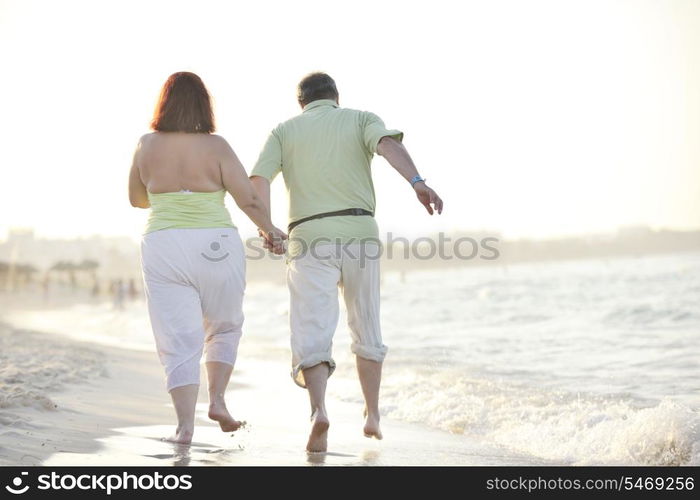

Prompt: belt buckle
xmin=351 ymin=208 xmax=363 ymax=216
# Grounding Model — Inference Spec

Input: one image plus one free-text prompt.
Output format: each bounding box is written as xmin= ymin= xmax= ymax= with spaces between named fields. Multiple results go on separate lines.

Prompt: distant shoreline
xmin=1 ymin=228 xmax=698 ymax=289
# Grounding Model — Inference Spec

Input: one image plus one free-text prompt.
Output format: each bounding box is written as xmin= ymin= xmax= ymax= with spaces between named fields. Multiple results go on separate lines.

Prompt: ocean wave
xmin=603 ymin=304 xmax=700 ymax=327
xmin=380 ymin=368 xmax=699 ymax=465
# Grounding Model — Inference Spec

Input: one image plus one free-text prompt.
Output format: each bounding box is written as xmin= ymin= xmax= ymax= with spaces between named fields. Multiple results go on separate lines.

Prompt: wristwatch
xmin=409 ymin=175 xmax=426 ymax=187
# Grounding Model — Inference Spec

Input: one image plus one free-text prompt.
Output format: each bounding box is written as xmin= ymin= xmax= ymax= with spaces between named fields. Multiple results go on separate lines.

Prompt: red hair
xmin=151 ymin=72 xmax=215 ymax=133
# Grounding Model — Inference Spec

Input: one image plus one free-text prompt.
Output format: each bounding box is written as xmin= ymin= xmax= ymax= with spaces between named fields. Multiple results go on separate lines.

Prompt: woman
xmin=129 ymin=72 xmax=286 ymax=444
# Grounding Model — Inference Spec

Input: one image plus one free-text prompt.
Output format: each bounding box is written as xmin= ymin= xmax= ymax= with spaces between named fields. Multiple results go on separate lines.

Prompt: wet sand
xmin=0 ymin=323 xmax=525 ymax=466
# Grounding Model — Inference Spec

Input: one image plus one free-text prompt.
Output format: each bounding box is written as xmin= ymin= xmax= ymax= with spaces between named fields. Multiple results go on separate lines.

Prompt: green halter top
xmin=145 ymin=190 xmax=235 ymax=234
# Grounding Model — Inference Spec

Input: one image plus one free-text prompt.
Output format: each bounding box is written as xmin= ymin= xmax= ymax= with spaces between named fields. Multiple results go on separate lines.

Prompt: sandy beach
xmin=0 ymin=323 xmax=165 ymax=466
xmin=0 ymin=320 xmax=522 ymax=467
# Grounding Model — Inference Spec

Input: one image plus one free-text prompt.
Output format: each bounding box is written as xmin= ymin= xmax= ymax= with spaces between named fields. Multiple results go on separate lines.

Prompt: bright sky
xmin=1 ymin=0 xmax=698 ymax=241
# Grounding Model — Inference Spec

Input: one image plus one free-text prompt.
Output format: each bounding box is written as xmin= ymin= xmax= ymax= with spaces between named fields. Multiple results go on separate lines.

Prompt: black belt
xmin=288 ymin=208 xmax=374 ymax=232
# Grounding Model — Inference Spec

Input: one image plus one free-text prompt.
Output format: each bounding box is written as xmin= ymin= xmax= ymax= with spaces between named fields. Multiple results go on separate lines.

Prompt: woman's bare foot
xmin=208 ymin=399 xmax=243 ymax=432
xmin=164 ymin=426 xmax=194 ymax=444
xmin=306 ymin=408 xmax=330 ymax=453
xmin=363 ymin=407 xmax=383 ymax=440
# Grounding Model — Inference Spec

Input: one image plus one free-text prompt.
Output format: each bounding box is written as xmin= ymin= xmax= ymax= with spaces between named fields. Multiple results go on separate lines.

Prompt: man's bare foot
xmin=306 ymin=408 xmax=329 ymax=453
xmin=208 ymin=399 xmax=243 ymax=432
xmin=363 ymin=407 xmax=383 ymax=440
xmin=164 ymin=426 xmax=193 ymax=444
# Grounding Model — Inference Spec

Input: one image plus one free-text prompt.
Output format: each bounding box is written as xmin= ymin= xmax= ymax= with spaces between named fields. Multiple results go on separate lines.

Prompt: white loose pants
xmin=287 ymin=243 xmax=387 ymax=388
xmin=141 ymin=228 xmax=245 ymax=391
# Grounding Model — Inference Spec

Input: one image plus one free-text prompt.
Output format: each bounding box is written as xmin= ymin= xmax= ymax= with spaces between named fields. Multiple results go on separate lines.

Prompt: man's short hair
xmin=297 ymin=72 xmax=339 ymax=107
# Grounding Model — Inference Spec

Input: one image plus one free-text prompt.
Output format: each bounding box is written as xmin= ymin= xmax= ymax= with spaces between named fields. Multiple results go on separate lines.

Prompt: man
xmin=250 ymin=72 xmax=443 ymax=452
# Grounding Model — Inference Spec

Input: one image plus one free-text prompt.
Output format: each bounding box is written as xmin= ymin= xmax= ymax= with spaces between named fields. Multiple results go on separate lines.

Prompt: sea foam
xmin=380 ymin=368 xmax=699 ymax=465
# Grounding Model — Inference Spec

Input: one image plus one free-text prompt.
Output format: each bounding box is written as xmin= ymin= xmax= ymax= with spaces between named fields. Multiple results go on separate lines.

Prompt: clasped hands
xmin=258 ymin=227 xmax=288 ymax=255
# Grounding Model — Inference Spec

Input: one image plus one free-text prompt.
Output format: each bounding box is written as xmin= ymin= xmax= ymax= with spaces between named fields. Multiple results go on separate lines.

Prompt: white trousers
xmin=287 ymin=243 xmax=387 ymax=388
xmin=141 ymin=228 xmax=245 ymax=391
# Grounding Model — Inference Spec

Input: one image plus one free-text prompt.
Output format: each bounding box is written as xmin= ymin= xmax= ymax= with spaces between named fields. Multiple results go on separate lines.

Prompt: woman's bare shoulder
xmin=136 ymin=132 xmax=158 ymax=148
xmin=207 ymin=133 xmax=229 ymax=145
xmin=206 ymin=134 xmax=235 ymax=153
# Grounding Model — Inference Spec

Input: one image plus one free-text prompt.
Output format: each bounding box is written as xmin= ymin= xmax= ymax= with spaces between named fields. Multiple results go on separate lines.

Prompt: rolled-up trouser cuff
xmin=205 ymin=330 xmax=242 ymax=365
xmin=166 ymin=357 xmax=202 ymax=392
xmin=351 ymin=342 xmax=388 ymax=363
xmin=291 ymin=353 xmax=337 ymax=388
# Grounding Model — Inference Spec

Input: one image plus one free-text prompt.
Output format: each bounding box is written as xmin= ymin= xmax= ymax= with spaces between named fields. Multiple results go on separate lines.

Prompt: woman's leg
xmin=167 ymin=384 xmax=199 ymax=444
xmin=142 ymin=251 xmax=206 ymax=443
xmin=199 ymin=229 xmax=246 ymax=432
xmin=205 ymin=361 xmax=242 ymax=431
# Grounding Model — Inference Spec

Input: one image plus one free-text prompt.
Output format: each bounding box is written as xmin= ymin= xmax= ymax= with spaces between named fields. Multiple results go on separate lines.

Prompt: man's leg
xmin=288 ymin=245 xmax=341 ymax=452
xmin=303 ymin=363 xmax=331 ymax=452
xmin=356 ymin=357 xmax=383 ymax=439
xmin=340 ymin=243 xmax=388 ymax=439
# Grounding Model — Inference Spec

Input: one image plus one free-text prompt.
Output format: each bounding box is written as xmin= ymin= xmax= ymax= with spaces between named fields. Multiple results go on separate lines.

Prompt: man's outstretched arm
xmin=376 ymin=136 xmax=444 ymax=215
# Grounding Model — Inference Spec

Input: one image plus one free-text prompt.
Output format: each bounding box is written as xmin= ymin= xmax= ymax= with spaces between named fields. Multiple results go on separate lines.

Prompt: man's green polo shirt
xmin=251 ymin=99 xmax=403 ymax=255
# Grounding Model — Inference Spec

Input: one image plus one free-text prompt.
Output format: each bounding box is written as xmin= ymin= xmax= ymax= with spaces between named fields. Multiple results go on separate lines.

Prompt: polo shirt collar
xmin=302 ymin=99 xmax=339 ymax=113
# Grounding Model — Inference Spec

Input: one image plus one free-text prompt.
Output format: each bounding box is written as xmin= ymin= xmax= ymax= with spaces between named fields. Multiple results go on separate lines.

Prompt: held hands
xmin=414 ymin=182 xmax=443 ymax=215
xmin=258 ymin=226 xmax=288 ymax=255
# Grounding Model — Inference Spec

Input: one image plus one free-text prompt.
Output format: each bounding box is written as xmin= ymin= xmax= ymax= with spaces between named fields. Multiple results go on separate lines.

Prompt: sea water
xmin=5 ymin=252 xmax=699 ymax=465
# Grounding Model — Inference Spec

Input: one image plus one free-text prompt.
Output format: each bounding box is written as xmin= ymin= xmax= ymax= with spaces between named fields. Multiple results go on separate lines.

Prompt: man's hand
xmin=259 ymin=226 xmax=288 ymax=255
xmin=414 ymin=183 xmax=443 ymax=215
xmin=376 ymin=137 xmax=444 ymax=215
